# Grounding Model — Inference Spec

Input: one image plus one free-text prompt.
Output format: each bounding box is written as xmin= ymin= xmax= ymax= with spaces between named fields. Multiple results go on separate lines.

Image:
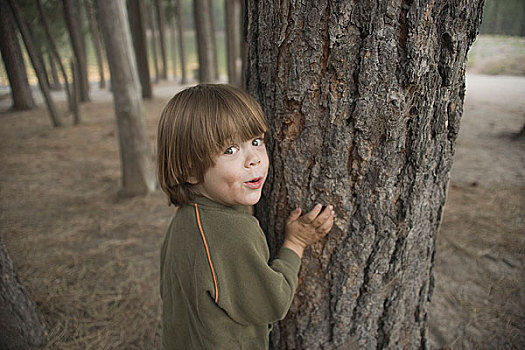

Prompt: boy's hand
xmin=283 ymin=204 xmax=335 ymax=258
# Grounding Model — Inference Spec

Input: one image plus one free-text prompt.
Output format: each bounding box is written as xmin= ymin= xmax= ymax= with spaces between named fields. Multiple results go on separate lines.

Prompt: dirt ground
xmin=0 ymin=71 xmax=523 ymax=349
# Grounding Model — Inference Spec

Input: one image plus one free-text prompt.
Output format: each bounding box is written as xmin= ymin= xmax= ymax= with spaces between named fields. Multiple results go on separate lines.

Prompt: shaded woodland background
xmin=0 ymin=0 xmax=524 ymax=348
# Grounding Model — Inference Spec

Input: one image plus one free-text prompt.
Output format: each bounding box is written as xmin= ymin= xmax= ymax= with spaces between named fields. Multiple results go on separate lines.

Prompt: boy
xmin=157 ymin=84 xmax=334 ymax=349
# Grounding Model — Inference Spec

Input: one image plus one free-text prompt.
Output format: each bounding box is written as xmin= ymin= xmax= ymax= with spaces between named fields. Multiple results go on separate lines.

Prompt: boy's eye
xmin=252 ymin=137 xmax=264 ymax=147
xmin=224 ymin=145 xmax=239 ymax=155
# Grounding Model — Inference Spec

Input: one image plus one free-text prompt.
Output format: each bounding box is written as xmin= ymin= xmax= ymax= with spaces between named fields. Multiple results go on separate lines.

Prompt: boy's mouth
xmin=244 ymin=177 xmax=263 ymax=189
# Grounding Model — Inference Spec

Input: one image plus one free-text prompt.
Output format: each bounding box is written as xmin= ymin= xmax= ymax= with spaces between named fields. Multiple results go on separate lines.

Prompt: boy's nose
xmin=245 ymin=154 xmax=261 ymax=168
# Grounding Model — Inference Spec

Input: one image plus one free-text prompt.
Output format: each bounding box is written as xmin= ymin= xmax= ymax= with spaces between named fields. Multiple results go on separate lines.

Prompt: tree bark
xmin=193 ymin=0 xmax=216 ymax=82
xmin=154 ymin=0 xmax=168 ymax=80
xmin=96 ymin=0 xmax=156 ymax=197
xmin=0 ymin=238 xmax=47 ymax=350
xmin=63 ymin=0 xmax=90 ymax=101
xmin=36 ymin=0 xmax=73 ymax=112
xmin=85 ymin=0 xmax=106 ymax=89
xmin=168 ymin=1 xmax=177 ymax=79
xmin=225 ymin=0 xmax=241 ymax=86
xmin=246 ymin=1 xmax=484 ymax=349
xmin=208 ymin=0 xmax=219 ymax=80
xmin=47 ymin=53 xmax=61 ymax=90
xmin=175 ymin=0 xmax=187 ymax=83
xmin=7 ymin=0 xmax=63 ymax=127
xmin=148 ymin=0 xmax=160 ymax=83
xmin=128 ymin=0 xmax=153 ymax=98
xmin=0 ymin=0 xmax=35 ymax=110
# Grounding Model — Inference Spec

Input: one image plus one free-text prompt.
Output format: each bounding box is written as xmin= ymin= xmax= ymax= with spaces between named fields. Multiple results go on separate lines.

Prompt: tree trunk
xmin=0 ymin=0 xmax=35 ymax=110
xmin=36 ymin=0 xmax=73 ymax=112
xmin=246 ymin=1 xmax=484 ymax=349
xmin=47 ymin=53 xmax=61 ymax=90
xmin=168 ymin=1 xmax=177 ymax=80
xmin=207 ymin=0 xmax=219 ymax=80
xmin=193 ymin=0 xmax=216 ymax=82
xmin=148 ymin=0 xmax=160 ymax=83
xmin=128 ymin=0 xmax=153 ymax=98
xmin=85 ymin=0 xmax=106 ymax=89
xmin=63 ymin=0 xmax=90 ymax=101
xmin=26 ymin=24 xmax=52 ymax=92
xmin=0 ymin=238 xmax=47 ymax=350
xmin=225 ymin=0 xmax=241 ymax=86
xmin=7 ymin=0 xmax=63 ymax=127
xmin=71 ymin=58 xmax=81 ymax=124
xmin=175 ymin=0 xmax=187 ymax=83
xmin=154 ymin=0 xmax=168 ymax=80
xmin=96 ymin=0 xmax=156 ymax=197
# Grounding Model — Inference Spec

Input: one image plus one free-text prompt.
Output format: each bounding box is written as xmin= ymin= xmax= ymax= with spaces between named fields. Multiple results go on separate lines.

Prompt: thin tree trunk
xmin=96 ymin=0 xmax=156 ymax=197
xmin=225 ymin=0 xmax=241 ymax=86
xmin=26 ymin=24 xmax=52 ymax=91
xmin=247 ymin=1 xmax=484 ymax=349
xmin=175 ymin=0 xmax=187 ymax=83
xmin=36 ymin=0 xmax=73 ymax=112
xmin=63 ymin=0 xmax=90 ymax=101
xmin=128 ymin=0 xmax=153 ymax=98
xmin=148 ymin=0 xmax=160 ymax=83
xmin=193 ymin=0 xmax=216 ymax=83
xmin=0 ymin=0 xmax=35 ymax=110
xmin=154 ymin=0 xmax=167 ymax=80
xmin=71 ymin=59 xmax=81 ymax=124
xmin=7 ymin=0 xmax=63 ymax=127
xmin=47 ymin=53 xmax=61 ymax=90
xmin=0 ymin=238 xmax=47 ymax=349
xmin=85 ymin=0 xmax=106 ymax=89
xmin=168 ymin=1 xmax=177 ymax=80
xmin=208 ymin=0 xmax=219 ymax=80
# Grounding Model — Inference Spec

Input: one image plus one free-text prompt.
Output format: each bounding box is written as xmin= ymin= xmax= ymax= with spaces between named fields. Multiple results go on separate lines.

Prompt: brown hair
xmin=157 ymin=84 xmax=269 ymax=206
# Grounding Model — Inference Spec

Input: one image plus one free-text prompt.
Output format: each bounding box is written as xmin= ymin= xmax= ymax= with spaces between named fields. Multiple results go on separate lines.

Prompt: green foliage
xmin=481 ymin=0 xmax=525 ymax=36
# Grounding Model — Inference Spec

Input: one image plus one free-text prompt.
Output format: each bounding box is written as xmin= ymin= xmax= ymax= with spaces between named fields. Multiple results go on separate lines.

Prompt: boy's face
xmin=192 ymin=135 xmax=269 ymax=207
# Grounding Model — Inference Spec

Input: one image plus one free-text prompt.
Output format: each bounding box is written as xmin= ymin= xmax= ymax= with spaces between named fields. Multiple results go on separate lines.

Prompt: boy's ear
xmin=186 ymin=176 xmax=199 ymax=185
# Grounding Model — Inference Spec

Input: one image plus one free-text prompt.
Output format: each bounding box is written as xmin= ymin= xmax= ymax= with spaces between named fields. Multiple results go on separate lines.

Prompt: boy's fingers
xmin=316 ymin=215 xmax=334 ymax=234
xmin=302 ymin=204 xmax=323 ymax=223
xmin=287 ymin=208 xmax=302 ymax=223
xmin=312 ymin=205 xmax=334 ymax=227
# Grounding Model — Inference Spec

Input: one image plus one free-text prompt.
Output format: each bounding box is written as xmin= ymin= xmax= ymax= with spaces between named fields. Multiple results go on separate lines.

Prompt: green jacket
xmin=160 ymin=195 xmax=301 ymax=349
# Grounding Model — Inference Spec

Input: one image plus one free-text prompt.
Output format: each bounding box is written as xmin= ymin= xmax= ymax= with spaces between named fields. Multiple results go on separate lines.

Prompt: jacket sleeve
xmin=209 ymin=214 xmax=301 ymax=326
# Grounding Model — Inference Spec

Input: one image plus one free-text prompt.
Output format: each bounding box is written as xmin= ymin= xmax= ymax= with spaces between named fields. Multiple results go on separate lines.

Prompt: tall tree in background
xmin=36 ymin=0 xmax=73 ymax=112
xmin=208 ymin=0 xmax=219 ymax=80
xmin=96 ymin=0 xmax=156 ymax=197
xmin=0 ymin=238 xmax=47 ymax=349
xmin=154 ymin=0 xmax=168 ymax=80
xmin=247 ymin=1 xmax=484 ymax=349
xmin=0 ymin=0 xmax=35 ymax=110
xmin=193 ymin=0 xmax=216 ymax=82
xmin=85 ymin=0 xmax=106 ymax=89
xmin=128 ymin=0 xmax=153 ymax=98
xmin=63 ymin=0 xmax=89 ymax=101
xmin=148 ymin=0 xmax=160 ymax=83
xmin=174 ymin=0 xmax=187 ymax=83
xmin=168 ymin=0 xmax=177 ymax=79
xmin=7 ymin=0 xmax=63 ymax=127
xmin=225 ymin=0 xmax=241 ymax=86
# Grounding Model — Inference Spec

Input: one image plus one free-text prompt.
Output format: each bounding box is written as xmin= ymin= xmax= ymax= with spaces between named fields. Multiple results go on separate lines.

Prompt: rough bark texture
xmin=0 ymin=0 xmax=35 ymax=110
xmin=7 ymin=0 xmax=63 ymax=127
xmin=63 ymin=0 xmax=90 ymax=102
xmin=193 ymin=0 xmax=216 ymax=82
xmin=225 ymin=0 xmax=242 ymax=86
xmin=96 ymin=0 xmax=156 ymax=197
xmin=246 ymin=1 xmax=484 ymax=349
xmin=0 ymin=238 xmax=46 ymax=350
xmin=175 ymin=0 xmax=187 ymax=83
xmin=128 ymin=0 xmax=153 ymax=98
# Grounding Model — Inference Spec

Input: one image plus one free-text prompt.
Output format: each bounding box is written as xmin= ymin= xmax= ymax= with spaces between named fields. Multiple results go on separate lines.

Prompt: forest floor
xmin=1 ymin=48 xmax=524 ymax=349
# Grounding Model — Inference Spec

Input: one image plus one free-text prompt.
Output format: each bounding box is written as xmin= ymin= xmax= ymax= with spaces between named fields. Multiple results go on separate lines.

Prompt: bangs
xmin=198 ymin=85 xmax=269 ymax=156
